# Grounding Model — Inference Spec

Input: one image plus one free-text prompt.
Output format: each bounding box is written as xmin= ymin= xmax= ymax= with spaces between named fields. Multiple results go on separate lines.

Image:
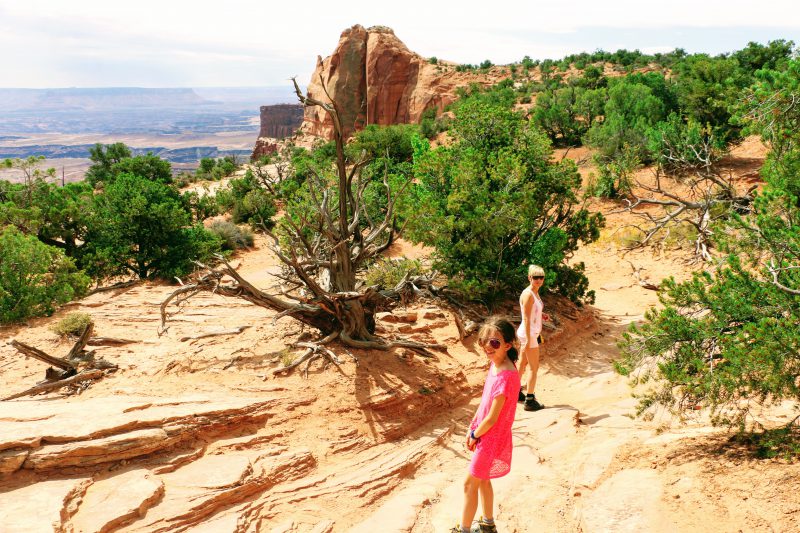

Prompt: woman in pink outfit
xmin=451 ymin=318 xmax=521 ymax=533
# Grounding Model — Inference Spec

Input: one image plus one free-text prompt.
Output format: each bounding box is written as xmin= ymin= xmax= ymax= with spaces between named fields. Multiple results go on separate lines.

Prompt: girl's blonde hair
xmin=528 ymin=264 xmax=545 ymax=277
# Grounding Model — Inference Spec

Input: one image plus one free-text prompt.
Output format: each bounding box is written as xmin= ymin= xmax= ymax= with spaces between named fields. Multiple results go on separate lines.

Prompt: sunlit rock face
xmin=300 ymin=24 xmax=498 ymax=140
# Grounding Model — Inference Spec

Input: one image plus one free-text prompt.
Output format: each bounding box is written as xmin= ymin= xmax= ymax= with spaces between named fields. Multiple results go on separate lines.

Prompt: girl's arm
xmin=469 ymin=394 xmax=507 ymax=442
xmin=466 ymin=413 xmax=478 ymax=449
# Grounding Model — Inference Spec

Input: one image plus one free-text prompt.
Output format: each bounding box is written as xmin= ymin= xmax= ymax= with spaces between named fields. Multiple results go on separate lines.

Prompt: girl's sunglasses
xmin=481 ymin=338 xmax=503 ymax=349
xmin=530 ymin=276 xmax=544 ymax=280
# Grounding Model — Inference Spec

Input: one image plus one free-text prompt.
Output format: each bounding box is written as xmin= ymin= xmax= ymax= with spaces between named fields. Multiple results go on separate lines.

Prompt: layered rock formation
xmin=257 ymin=104 xmax=304 ymax=139
xmin=300 ymin=24 xmax=501 ymax=140
xmin=251 ymin=103 xmax=304 ymax=159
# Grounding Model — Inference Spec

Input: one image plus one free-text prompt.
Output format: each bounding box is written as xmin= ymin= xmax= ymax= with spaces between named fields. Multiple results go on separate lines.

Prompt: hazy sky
xmin=2 ymin=0 xmax=800 ymax=88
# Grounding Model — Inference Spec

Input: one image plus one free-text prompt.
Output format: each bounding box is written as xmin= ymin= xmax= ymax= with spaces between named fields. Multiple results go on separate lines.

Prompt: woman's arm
xmin=522 ymin=292 xmax=534 ymax=328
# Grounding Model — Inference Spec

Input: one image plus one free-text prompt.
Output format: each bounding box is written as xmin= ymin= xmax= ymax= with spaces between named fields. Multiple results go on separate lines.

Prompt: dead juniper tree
xmin=161 ymin=76 xmax=443 ymax=370
xmin=616 ymin=129 xmax=756 ymax=261
xmin=250 ymin=143 xmax=294 ymax=195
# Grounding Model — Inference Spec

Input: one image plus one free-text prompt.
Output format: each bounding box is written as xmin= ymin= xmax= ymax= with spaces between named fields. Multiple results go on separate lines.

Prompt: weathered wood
xmin=179 ymin=325 xmax=251 ymax=342
xmin=10 ymin=340 xmax=76 ymax=372
xmin=2 ymin=370 xmax=104 ymax=401
xmin=87 ymin=337 xmax=138 ymax=346
xmin=86 ymin=280 xmax=139 ymax=296
xmin=67 ymin=322 xmax=94 ymax=359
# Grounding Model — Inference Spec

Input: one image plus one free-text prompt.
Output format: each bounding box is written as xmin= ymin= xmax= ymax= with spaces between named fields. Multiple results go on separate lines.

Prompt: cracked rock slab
xmin=69 ymin=469 xmax=164 ymax=533
xmin=0 ymin=478 xmax=89 ymax=533
xmin=0 ymin=448 xmax=29 ymax=475
xmin=23 ymin=428 xmax=174 ymax=471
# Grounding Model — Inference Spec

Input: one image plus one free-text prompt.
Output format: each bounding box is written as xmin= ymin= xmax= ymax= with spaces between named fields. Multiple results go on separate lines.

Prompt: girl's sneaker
xmin=475 ymin=517 xmax=498 ymax=533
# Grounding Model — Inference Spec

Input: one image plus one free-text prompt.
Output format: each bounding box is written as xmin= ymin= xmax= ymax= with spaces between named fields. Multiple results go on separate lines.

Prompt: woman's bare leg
xmin=525 ymin=345 xmax=540 ymax=394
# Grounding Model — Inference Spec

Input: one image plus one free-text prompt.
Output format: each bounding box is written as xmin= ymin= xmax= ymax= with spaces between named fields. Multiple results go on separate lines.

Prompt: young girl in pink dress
xmin=451 ymin=317 xmax=521 ymax=533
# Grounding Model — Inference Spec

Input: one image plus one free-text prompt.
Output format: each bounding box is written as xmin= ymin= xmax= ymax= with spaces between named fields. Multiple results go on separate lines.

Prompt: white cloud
xmin=1 ymin=0 xmax=800 ymax=86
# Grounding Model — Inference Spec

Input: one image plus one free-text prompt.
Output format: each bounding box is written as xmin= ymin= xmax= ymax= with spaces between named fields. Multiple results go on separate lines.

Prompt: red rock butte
xmin=300 ymin=24 xmax=500 ymax=140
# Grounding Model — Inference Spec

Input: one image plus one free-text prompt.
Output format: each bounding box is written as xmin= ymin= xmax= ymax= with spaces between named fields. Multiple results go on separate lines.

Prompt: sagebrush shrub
xmin=50 ymin=312 xmax=93 ymax=337
xmin=209 ymin=220 xmax=255 ymax=251
xmin=365 ymin=258 xmax=425 ymax=289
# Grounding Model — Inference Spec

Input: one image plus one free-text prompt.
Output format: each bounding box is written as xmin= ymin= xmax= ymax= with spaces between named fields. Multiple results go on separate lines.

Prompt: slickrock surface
xmin=0 ymin=395 xmax=287 ymax=474
xmin=69 ymin=469 xmax=164 ymax=533
xmin=0 ymin=478 xmax=90 ymax=532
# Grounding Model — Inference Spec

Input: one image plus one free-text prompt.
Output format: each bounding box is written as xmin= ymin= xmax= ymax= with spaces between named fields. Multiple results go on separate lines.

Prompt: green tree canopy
xmin=585 ymin=76 xmax=670 ymax=160
xmin=83 ymin=173 xmax=220 ymax=280
xmin=85 ymin=142 xmax=132 ymax=187
xmin=0 ymin=226 xmax=89 ymax=323
xmin=617 ymin=59 xmax=800 ymax=453
xmin=403 ymin=98 xmax=603 ymax=306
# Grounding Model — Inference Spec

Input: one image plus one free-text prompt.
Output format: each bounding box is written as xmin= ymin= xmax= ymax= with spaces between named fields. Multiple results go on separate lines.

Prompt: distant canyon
xmin=0 ymin=86 xmax=301 ymax=181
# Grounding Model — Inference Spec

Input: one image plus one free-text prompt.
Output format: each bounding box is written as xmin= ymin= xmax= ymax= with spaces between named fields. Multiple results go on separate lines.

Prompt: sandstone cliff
xmin=251 ymin=103 xmax=304 ymax=159
xmin=258 ymin=104 xmax=304 ymax=139
xmin=301 ymin=24 xmax=503 ymax=140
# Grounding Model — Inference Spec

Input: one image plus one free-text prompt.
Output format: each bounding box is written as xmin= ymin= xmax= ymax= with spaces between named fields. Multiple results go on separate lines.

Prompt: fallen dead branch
xmin=67 ymin=322 xmax=94 ymax=359
xmin=86 ymin=280 xmax=139 ymax=296
xmin=179 ymin=325 xmax=251 ymax=342
xmin=10 ymin=340 xmax=76 ymax=372
xmin=2 ymin=370 xmax=104 ymax=401
xmin=627 ymin=261 xmax=660 ymax=291
xmin=87 ymin=337 xmax=139 ymax=346
xmin=8 ymin=323 xmax=117 ymax=397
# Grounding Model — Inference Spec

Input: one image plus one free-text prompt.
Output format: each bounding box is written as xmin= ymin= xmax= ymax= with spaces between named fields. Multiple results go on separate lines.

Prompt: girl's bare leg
xmin=479 ymin=479 xmax=494 ymax=520
xmin=461 ymin=474 xmax=482 ymax=528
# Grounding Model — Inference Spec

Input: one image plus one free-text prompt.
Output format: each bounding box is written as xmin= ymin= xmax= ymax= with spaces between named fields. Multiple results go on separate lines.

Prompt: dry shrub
xmin=50 ymin=312 xmax=92 ymax=337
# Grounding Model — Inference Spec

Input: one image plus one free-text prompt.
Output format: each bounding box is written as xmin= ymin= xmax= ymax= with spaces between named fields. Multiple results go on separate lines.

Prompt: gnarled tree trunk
xmin=161 ymin=74 xmax=443 ymax=367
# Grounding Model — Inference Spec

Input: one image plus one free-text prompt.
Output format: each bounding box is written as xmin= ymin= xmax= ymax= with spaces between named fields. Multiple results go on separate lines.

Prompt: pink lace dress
xmin=469 ymin=365 xmax=521 ymax=479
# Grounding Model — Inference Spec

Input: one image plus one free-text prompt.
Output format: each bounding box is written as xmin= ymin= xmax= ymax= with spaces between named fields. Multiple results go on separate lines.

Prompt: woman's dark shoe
xmin=518 ymin=389 xmax=526 ymax=403
xmin=524 ymin=393 xmax=544 ymax=411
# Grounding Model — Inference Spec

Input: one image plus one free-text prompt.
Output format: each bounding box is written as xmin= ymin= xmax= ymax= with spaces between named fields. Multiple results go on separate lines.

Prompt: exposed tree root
xmin=339 ymin=330 xmax=445 ymax=358
xmin=273 ymin=331 xmax=341 ymax=376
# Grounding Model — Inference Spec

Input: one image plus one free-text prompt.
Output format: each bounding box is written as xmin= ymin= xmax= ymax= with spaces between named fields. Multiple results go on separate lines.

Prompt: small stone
xmin=379 ymin=311 xmax=418 ymax=324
